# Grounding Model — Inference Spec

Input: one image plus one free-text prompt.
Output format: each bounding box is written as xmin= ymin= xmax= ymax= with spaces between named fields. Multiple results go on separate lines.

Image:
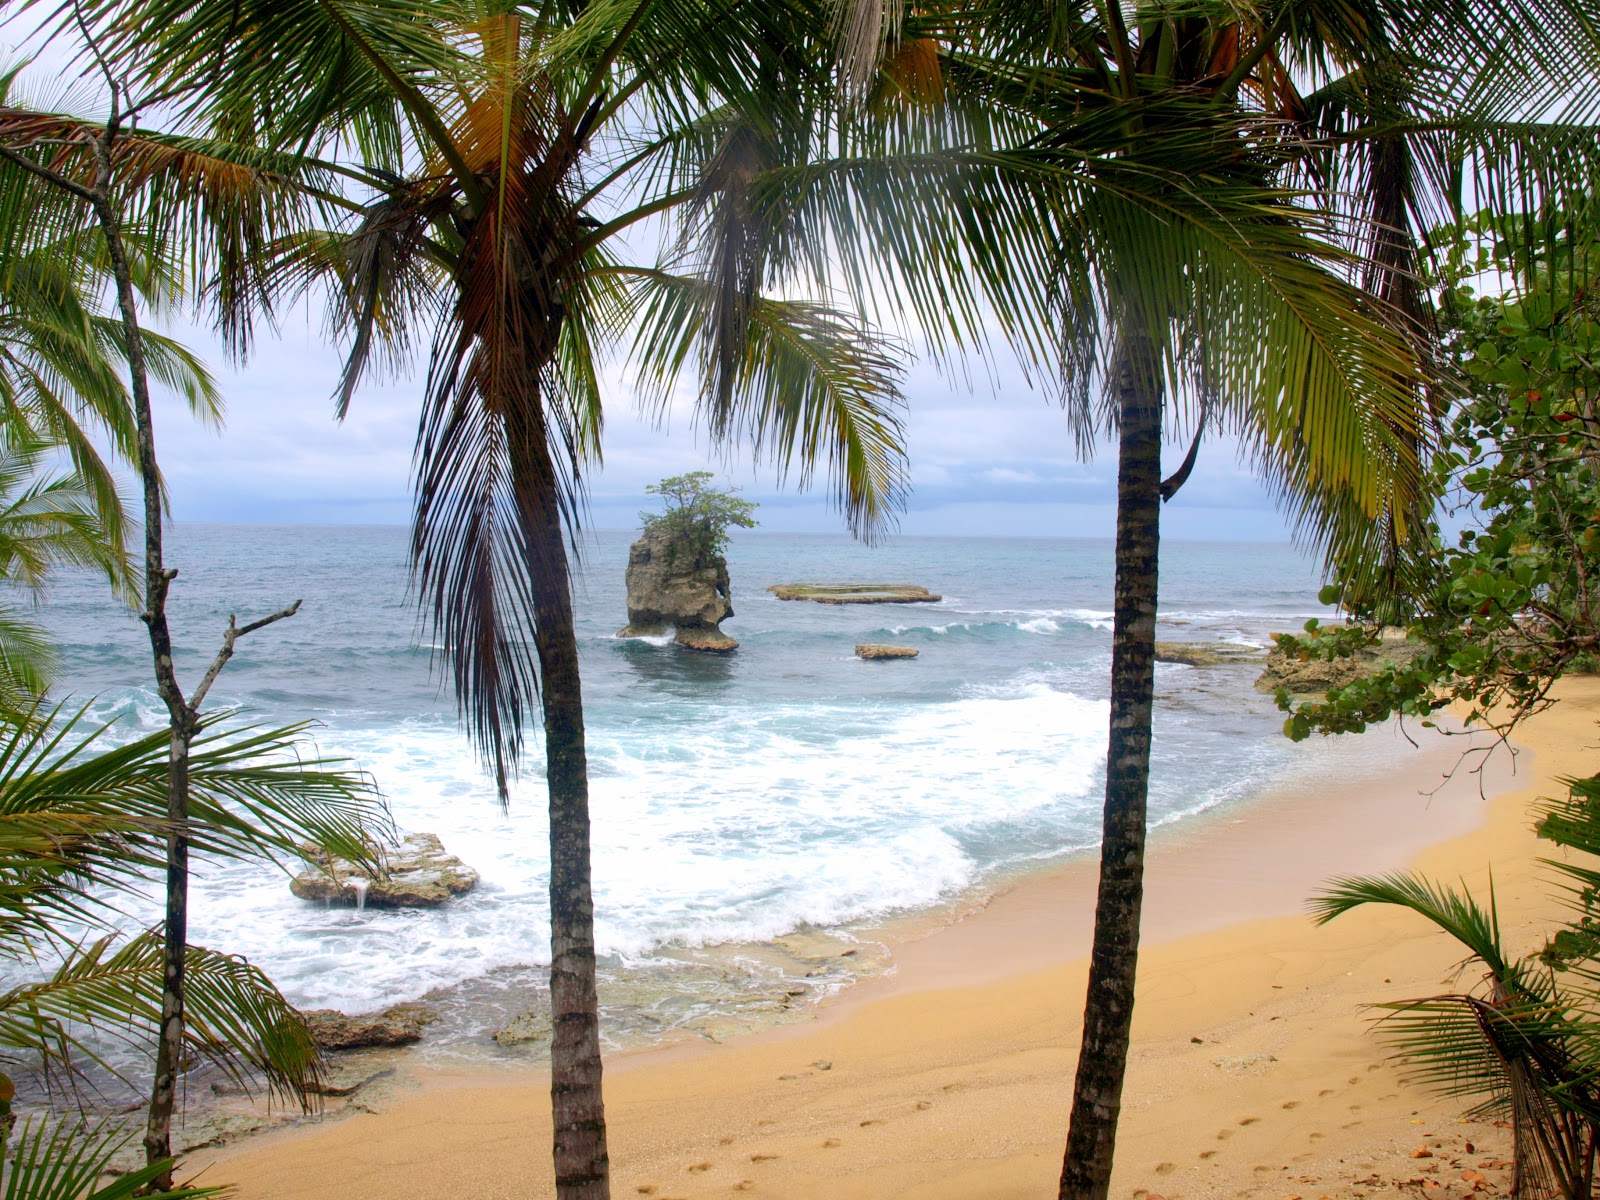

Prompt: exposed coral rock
xmin=1254 ymin=626 xmax=1420 ymax=695
xmin=290 ymin=832 xmax=478 ymax=908
xmin=493 ymin=1007 xmax=551 ymax=1047
xmin=1154 ymin=641 xmax=1265 ymax=667
xmin=302 ymin=1004 xmax=438 ymax=1050
xmin=769 ymin=583 xmax=941 ymax=604
xmin=855 ymin=643 xmax=919 ymax=660
xmin=615 ymin=525 xmax=738 ymax=652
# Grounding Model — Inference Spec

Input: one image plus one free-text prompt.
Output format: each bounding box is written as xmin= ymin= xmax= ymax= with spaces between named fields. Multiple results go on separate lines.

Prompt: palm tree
xmin=56 ymin=4 xmax=914 ymax=1195
xmin=0 ymin=707 xmax=388 ymax=1197
xmin=863 ymin=2 xmax=1598 ymax=1195
xmin=1313 ymin=775 xmax=1600 ymax=1199
xmin=0 ymin=52 xmax=373 ymax=1183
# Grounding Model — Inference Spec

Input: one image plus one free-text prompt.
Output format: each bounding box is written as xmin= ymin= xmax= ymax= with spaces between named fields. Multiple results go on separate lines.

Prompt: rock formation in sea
xmin=1255 ymin=626 xmax=1420 ymax=694
xmin=302 ymin=1004 xmax=438 ymax=1050
xmin=768 ymin=583 xmax=942 ymax=604
xmin=856 ymin=643 xmax=919 ymax=659
xmin=615 ymin=523 xmax=738 ymax=652
xmin=1153 ymin=641 xmax=1266 ymax=667
xmin=289 ymin=832 xmax=479 ymax=907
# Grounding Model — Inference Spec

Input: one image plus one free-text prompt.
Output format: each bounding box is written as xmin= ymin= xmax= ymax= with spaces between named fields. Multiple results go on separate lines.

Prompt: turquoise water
xmin=39 ymin=525 xmax=1346 ymax=1024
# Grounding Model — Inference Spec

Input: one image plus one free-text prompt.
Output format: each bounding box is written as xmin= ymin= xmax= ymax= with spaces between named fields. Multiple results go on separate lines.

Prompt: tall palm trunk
xmin=1060 ymin=336 xmax=1163 ymax=1200
xmin=512 ymin=409 xmax=610 ymax=1200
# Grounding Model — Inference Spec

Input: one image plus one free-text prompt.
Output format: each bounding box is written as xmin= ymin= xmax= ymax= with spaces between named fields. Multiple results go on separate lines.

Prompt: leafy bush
xmin=639 ymin=472 xmax=758 ymax=566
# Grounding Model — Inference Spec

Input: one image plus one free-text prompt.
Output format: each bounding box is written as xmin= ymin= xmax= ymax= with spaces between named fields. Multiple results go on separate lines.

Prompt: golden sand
xmin=187 ymin=679 xmax=1600 ymax=1199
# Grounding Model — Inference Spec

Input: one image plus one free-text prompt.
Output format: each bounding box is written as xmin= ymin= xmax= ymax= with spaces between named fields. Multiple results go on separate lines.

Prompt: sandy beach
xmin=185 ymin=679 xmax=1600 ymax=1200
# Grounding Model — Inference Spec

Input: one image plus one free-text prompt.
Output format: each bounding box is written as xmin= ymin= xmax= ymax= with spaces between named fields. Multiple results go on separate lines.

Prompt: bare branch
xmin=188 ymin=600 xmax=303 ymax=712
xmin=0 ymin=145 xmax=98 ymax=204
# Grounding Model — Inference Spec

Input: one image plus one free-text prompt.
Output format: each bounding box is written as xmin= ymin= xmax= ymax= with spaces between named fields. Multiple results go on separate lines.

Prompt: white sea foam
xmin=119 ymin=679 xmax=1111 ymax=1013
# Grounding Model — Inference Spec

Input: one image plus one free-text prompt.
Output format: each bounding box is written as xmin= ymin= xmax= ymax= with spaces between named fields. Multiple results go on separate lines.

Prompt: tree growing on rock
xmin=639 ymin=472 xmax=759 ymax=568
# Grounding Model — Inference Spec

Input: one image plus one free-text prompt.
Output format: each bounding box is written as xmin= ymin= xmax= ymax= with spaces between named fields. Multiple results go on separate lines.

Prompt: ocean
xmin=35 ymin=525 xmax=1396 ymax=1058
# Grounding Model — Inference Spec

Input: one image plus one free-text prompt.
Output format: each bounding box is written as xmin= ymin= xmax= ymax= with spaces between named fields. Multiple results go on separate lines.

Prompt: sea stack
xmin=616 ymin=524 xmax=739 ymax=652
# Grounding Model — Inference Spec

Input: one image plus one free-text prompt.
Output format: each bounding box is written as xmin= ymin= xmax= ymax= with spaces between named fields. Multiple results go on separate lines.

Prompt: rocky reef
xmin=615 ymin=524 xmax=738 ymax=652
xmin=1153 ymin=641 xmax=1266 ymax=668
xmin=289 ymin=832 xmax=478 ymax=908
xmin=303 ymin=1004 xmax=438 ymax=1050
xmin=769 ymin=583 xmax=941 ymax=604
xmin=1254 ymin=626 xmax=1421 ymax=695
xmin=856 ymin=643 xmax=919 ymax=660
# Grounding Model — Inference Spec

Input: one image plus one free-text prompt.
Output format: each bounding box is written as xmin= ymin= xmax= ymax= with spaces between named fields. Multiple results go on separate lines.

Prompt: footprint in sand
xmin=1317 ymin=1088 xmax=1335 ymax=1097
xmin=1282 ymin=1101 xmax=1300 ymax=1110
xmin=719 ymin=1136 xmax=735 ymax=1146
xmin=1252 ymin=1164 xmax=1273 ymax=1174
xmin=1309 ymin=1132 xmax=1325 ymax=1142
xmin=636 ymin=1188 xmax=657 ymax=1196
xmin=751 ymin=1154 xmax=778 ymax=1163
xmin=1155 ymin=1162 xmax=1176 ymax=1175
xmin=860 ymin=1119 xmax=885 ymax=1127
xmin=733 ymin=1183 xmax=754 ymax=1192
xmin=1239 ymin=1117 xmax=1260 ymax=1126
xmin=823 ymin=1139 xmax=842 ymax=1149
xmin=1198 ymin=1151 xmax=1218 ymax=1161
xmin=687 ymin=1162 xmax=713 ymax=1173
xmin=1216 ymin=1130 xmax=1236 ymax=1141
xmin=915 ymin=1101 xmax=933 ymax=1110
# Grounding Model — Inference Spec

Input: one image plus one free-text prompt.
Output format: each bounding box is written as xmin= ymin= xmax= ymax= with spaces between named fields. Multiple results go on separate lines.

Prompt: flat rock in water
xmin=493 ymin=1007 xmax=551 ymax=1047
xmin=674 ymin=625 xmax=739 ymax=653
xmin=856 ymin=643 xmax=918 ymax=660
xmin=290 ymin=832 xmax=478 ymax=907
xmin=1153 ymin=641 xmax=1264 ymax=668
xmin=303 ymin=1004 xmax=438 ymax=1050
xmin=768 ymin=583 xmax=941 ymax=604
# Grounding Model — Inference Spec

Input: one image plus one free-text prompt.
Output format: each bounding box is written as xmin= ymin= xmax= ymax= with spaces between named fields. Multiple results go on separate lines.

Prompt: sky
xmin=4 ymin=16 xmax=1303 ymax=545
xmin=147 ymin=308 xmax=1300 ymax=542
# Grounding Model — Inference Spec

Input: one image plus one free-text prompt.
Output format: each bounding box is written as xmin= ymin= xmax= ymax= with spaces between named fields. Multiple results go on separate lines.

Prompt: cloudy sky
xmin=6 ymin=17 xmax=1298 ymax=545
xmin=146 ymin=308 xmax=1299 ymax=542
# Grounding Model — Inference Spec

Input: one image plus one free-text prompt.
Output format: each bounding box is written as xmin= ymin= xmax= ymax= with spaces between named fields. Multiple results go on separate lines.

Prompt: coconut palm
xmin=0 ymin=706 xmax=388 ymax=1196
xmin=836 ymin=2 xmax=1600 ymax=1196
xmin=43 ymin=4 xmax=916 ymax=1195
xmin=0 ymin=59 xmax=373 ymax=1183
xmin=1314 ymin=775 xmax=1600 ymax=1198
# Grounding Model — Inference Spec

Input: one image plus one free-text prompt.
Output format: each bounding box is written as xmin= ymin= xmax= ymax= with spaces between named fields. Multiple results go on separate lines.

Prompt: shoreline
xmin=185 ymin=683 xmax=1590 ymax=1199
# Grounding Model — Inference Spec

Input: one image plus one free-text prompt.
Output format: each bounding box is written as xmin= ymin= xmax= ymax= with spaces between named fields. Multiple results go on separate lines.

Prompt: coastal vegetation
xmin=639 ymin=472 xmax=758 ymax=568
xmin=1274 ymin=200 xmax=1600 ymax=1192
xmin=0 ymin=2 xmax=1596 ymax=1199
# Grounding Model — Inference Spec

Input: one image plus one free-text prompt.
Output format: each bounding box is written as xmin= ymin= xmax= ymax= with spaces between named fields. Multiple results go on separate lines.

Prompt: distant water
xmin=34 ymin=525 xmax=1368 ymax=1039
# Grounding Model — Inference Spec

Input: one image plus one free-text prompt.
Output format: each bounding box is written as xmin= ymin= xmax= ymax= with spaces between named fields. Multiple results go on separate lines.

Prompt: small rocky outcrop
xmin=1255 ymin=626 xmax=1421 ymax=695
xmin=492 ymin=1006 xmax=550 ymax=1047
xmin=1154 ymin=641 xmax=1266 ymax=668
xmin=769 ymin=583 xmax=941 ymax=604
xmin=615 ymin=525 xmax=738 ymax=652
xmin=856 ymin=643 xmax=918 ymax=660
xmin=302 ymin=1004 xmax=438 ymax=1050
xmin=290 ymin=832 xmax=479 ymax=908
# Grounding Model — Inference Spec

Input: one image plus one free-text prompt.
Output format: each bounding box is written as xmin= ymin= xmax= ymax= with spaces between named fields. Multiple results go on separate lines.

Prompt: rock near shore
xmin=302 ymin=1004 xmax=438 ymax=1050
xmin=1153 ymin=641 xmax=1266 ymax=668
xmin=616 ymin=525 xmax=738 ymax=652
xmin=289 ymin=832 xmax=478 ymax=908
xmin=1254 ymin=626 xmax=1420 ymax=695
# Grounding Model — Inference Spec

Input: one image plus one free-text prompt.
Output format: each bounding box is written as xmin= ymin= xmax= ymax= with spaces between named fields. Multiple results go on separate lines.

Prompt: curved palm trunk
xmin=1060 ymin=338 xmax=1163 ymax=1200
xmin=516 ymin=426 xmax=610 ymax=1200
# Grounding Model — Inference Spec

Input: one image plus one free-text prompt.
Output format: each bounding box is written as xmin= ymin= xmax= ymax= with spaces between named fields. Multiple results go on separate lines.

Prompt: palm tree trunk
xmin=522 ymin=438 xmax=610 ymax=1200
xmin=1060 ymin=336 xmax=1163 ymax=1200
